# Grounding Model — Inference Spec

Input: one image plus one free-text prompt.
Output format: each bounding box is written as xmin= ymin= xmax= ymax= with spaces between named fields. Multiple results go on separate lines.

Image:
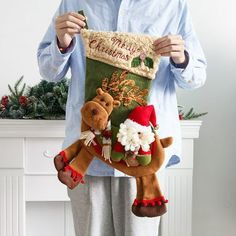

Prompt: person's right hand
xmin=55 ymin=12 xmax=86 ymax=49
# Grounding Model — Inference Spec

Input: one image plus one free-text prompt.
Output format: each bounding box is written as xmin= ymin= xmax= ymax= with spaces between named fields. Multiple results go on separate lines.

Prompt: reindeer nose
xmin=91 ymin=108 xmax=98 ymax=116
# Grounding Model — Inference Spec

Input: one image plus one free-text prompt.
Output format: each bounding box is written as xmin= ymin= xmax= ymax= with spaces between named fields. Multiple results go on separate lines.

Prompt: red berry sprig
xmin=1 ymin=96 xmax=9 ymax=107
xmin=179 ymin=114 xmax=183 ymax=120
xmin=19 ymin=96 xmax=28 ymax=106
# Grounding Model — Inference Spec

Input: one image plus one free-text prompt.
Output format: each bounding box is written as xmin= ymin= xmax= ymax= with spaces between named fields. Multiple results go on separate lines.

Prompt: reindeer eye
xmin=106 ymin=103 xmax=110 ymax=106
xmin=100 ymin=98 xmax=105 ymax=102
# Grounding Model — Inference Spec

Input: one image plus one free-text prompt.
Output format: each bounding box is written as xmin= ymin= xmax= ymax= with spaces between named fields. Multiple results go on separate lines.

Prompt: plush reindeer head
xmin=81 ymin=88 xmax=120 ymax=131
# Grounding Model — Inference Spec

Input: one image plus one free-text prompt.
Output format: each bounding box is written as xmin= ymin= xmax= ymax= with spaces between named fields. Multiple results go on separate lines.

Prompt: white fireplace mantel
xmin=0 ymin=119 xmax=202 ymax=236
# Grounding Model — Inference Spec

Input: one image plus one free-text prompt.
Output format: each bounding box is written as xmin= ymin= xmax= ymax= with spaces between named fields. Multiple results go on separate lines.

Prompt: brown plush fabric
xmin=53 ymin=28 xmax=174 ymax=217
xmin=83 ymin=136 xmax=173 ymax=177
xmin=81 ymin=88 xmax=120 ymax=130
xmin=63 ymin=140 xmax=83 ymax=162
xmin=69 ymin=147 xmax=94 ymax=176
xmin=54 ymin=89 xmax=173 ymax=217
xmin=131 ymin=174 xmax=168 ymax=217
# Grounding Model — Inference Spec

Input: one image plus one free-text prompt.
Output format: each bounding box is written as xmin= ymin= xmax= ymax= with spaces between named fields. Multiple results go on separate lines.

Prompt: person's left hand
xmin=153 ymin=35 xmax=186 ymax=64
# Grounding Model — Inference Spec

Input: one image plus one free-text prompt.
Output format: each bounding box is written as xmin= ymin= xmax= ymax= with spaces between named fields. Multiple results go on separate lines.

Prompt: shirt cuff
xmin=170 ymin=50 xmax=189 ymax=69
xmin=51 ymin=37 xmax=77 ymax=66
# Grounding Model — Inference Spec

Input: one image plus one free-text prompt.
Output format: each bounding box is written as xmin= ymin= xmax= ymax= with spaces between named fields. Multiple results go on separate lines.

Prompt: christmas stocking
xmin=54 ymin=28 xmax=173 ymax=217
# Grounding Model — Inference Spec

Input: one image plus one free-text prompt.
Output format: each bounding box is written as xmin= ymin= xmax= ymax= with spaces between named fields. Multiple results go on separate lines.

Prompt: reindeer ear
xmin=113 ymin=100 xmax=121 ymax=108
xmin=160 ymin=137 xmax=173 ymax=148
xmin=96 ymin=88 xmax=104 ymax=95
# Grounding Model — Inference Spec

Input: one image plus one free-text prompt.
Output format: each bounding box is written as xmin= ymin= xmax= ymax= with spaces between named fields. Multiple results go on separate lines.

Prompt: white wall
xmin=178 ymin=1 xmax=236 ymax=236
xmin=0 ymin=0 xmax=236 ymax=236
xmin=0 ymin=0 xmax=60 ymax=96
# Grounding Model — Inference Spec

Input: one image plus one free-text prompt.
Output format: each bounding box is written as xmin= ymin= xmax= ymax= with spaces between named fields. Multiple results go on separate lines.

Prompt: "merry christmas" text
xmin=88 ymin=36 xmax=140 ymax=62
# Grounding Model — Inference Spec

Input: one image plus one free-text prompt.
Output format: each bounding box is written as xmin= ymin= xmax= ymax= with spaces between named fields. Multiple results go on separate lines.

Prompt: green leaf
xmin=8 ymin=95 xmax=18 ymax=104
xmin=60 ymin=83 xmax=65 ymax=93
xmin=1 ymin=77 xmax=69 ymax=119
xmin=14 ymin=76 xmax=24 ymax=96
xmin=19 ymin=83 xmax=26 ymax=97
xmin=186 ymin=112 xmax=208 ymax=120
xmin=184 ymin=107 xmax=194 ymax=118
xmin=8 ymin=85 xmax=17 ymax=98
xmin=144 ymin=57 xmax=154 ymax=69
xmin=131 ymin=57 xmax=142 ymax=67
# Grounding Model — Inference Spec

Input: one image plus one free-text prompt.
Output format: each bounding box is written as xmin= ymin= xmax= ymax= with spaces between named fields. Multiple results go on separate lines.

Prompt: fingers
xmin=56 ymin=12 xmax=85 ymax=24
xmin=66 ymin=12 xmax=86 ymax=21
xmin=55 ymin=12 xmax=86 ymax=49
xmin=56 ymin=12 xmax=86 ymax=29
xmin=56 ymin=21 xmax=81 ymax=30
xmin=157 ymin=45 xmax=184 ymax=56
xmin=153 ymin=35 xmax=186 ymax=63
xmin=153 ymin=35 xmax=184 ymax=52
xmin=57 ymin=27 xmax=81 ymax=36
xmin=160 ymin=51 xmax=184 ymax=58
xmin=154 ymin=36 xmax=184 ymax=50
xmin=153 ymin=35 xmax=182 ymax=46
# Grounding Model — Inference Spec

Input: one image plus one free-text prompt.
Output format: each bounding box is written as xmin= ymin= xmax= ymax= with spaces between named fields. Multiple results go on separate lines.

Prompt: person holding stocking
xmin=37 ymin=0 xmax=206 ymax=235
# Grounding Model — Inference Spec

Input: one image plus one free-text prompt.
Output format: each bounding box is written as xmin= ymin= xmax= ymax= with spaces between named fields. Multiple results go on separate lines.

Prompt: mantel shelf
xmin=0 ymin=119 xmax=202 ymax=236
xmin=0 ymin=119 xmax=202 ymax=138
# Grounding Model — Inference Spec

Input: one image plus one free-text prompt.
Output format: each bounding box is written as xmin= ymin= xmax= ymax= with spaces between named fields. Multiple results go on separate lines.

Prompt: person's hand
xmin=153 ymin=35 xmax=186 ymax=64
xmin=55 ymin=12 xmax=86 ymax=49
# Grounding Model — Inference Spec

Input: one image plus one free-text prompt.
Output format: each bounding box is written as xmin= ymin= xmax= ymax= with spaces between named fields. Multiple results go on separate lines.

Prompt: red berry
xmin=1 ymin=95 xmax=9 ymax=107
xmin=19 ymin=96 xmax=28 ymax=106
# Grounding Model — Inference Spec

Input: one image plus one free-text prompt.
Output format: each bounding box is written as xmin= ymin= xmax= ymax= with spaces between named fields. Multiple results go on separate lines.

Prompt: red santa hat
xmin=124 ymin=105 xmax=157 ymax=131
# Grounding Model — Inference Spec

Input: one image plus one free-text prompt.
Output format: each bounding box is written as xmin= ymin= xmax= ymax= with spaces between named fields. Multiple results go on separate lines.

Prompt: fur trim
xmin=80 ymin=29 xmax=161 ymax=80
xmin=124 ymin=119 xmax=152 ymax=133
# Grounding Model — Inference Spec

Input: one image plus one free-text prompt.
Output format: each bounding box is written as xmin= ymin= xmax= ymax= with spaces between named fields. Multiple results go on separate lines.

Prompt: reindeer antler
xmin=101 ymin=71 xmax=148 ymax=107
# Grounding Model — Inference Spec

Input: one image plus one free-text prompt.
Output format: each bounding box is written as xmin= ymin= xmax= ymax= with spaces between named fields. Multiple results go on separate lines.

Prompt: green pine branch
xmin=0 ymin=77 xmax=69 ymax=120
xmin=183 ymin=111 xmax=208 ymax=120
xmin=179 ymin=105 xmax=208 ymax=120
xmin=14 ymin=76 xmax=24 ymax=96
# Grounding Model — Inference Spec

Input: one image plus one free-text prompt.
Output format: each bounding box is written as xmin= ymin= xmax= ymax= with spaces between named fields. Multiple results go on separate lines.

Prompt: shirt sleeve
xmin=170 ymin=0 xmax=207 ymax=90
xmin=37 ymin=0 xmax=77 ymax=82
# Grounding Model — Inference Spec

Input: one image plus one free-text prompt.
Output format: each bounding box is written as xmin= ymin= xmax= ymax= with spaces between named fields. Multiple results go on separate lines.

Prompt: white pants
xmin=68 ymin=176 xmax=161 ymax=236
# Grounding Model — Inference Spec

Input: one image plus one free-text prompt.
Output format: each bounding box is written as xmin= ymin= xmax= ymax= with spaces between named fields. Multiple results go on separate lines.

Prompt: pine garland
xmin=0 ymin=76 xmax=208 ymax=120
xmin=0 ymin=76 xmax=69 ymax=119
xmin=178 ymin=105 xmax=208 ymax=120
